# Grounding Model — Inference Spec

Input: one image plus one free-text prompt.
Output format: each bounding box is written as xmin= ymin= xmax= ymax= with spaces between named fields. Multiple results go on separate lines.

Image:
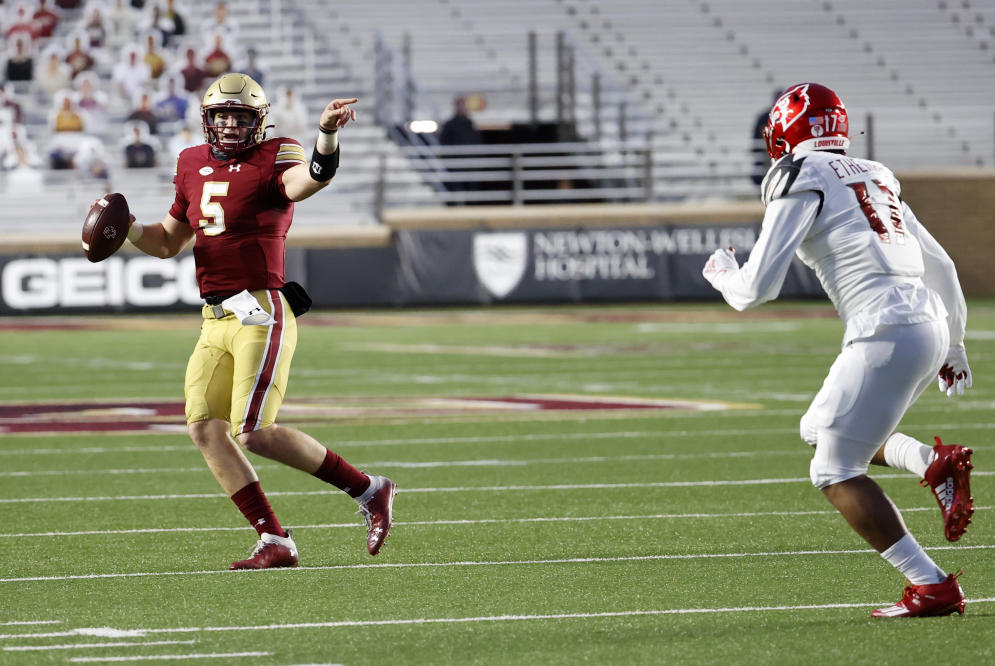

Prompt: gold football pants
xmin=184 ymin=288 xmax=297 ymax=437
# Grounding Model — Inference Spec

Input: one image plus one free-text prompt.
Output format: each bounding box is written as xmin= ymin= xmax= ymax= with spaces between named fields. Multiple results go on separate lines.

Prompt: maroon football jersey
xmin=170 ymin=138 xmax=307 ymax=297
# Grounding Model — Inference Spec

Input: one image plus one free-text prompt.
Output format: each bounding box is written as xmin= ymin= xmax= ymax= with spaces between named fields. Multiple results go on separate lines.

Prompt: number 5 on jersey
xmin=199 ymin=181 xmax=229 ymax=236
xmin=848 ymin=179 xmax=905 ymax=245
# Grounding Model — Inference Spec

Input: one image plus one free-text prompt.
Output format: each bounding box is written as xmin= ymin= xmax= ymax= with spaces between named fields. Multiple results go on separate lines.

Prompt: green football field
xmin=1 ymin=301 xmax=992 ymax=664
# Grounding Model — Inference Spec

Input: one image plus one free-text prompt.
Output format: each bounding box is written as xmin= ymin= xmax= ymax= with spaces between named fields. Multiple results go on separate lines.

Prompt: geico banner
xmin=0 ymin=254 xmax=202 ymax=312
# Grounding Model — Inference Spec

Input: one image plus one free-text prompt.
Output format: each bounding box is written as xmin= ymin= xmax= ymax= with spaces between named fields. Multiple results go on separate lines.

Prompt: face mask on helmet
xmin=203 ymin=106 xmax=264 ymax=153
xmin=201 ymin=73 xmax=270 ymax=154
xmin=762 ymin=82 xmax=850 ymax=160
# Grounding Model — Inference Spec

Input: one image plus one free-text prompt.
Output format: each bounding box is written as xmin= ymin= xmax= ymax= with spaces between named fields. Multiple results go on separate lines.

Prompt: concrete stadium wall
xmin=897 ymin=171 xmax=995 ymax=298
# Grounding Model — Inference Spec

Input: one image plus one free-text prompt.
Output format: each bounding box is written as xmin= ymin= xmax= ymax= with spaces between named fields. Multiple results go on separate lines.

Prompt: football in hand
xmin=82 ymin=193 xmax=131 ymax=262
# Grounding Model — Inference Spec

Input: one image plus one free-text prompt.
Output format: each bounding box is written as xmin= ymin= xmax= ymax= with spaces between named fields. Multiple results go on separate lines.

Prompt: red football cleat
xmin=229 ymin=530 xmax=299 ymax=570
xmin=922 ymin=437 xmax=974 ymax=542
xmin=872 ymin=572 xmax=966 ymax=618
xmin=357 ymin=474 xmax=396 ymax=556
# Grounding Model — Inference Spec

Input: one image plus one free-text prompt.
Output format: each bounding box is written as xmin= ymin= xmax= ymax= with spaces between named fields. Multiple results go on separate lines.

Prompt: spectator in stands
xmin=123 ymin=120 xmax=157 ymax=168
xmin=439 ymin=96 xmax=482 ymax=199
xmin=1 ymin=124 xmax=42 ymax=171
xmin=141 ymin=3 xmax=173 ymax=48
xmin=127 ymin=90 xmax=159 ymax=134
xmin=165 ymin=121 xmax=199 ymax=159
xmin=111 ymin=44 xmax=152 ymax=102
xmin=32 ymin=0 xmax=61 ymax=40
xmin=75 ymin=71 xmax=109 ymax=132
xmin=155 ymin=72 xmax=191 ymax=133
xmin=74 ymin=134 xmax=110 ymax=179
xmin=440 ymin=96 xmax=482 ymax=146
xmin=202 ymin=0 xmax=238 ymax=43
xmin=83 ymin=3 xmax=107 ymax=48
xmin=751 ymin=88 xmax=783 ymax=186
xmin=178 ymin=44 xmax=206 ymax=94
xmin=269 ymin=86 xmax=308 ymax=143
xmin=65 ymin=32 xmax=96 ymax=79
xmin=52 ymin=91 xmax=85 ymax=133
xmin=0 ymin=83 xmax=24 ymax=124
xmin=55 ymin=0 xmax=82 ymax=8
xmin=36 ymin=46 xmax=71 ymax=97
xmin=47 ymin=92 xmax=91 ymax=170
xmin=5 ymin=35 xmax=35 ymax=82
xmin=241 ymin=46 xmax=265 ymax=86
xmin=203 ymin=31 xmax=233 ymax=77
xmin=107 ymin=0 xmax=140 ymax=49
xmin=141 ymin=31 xmax=166 ymax=79
xmin=5 ymin=2 xmax=39 ymax=44
xmin=164 ymin=0 xmax=186 ymax=39
xmin=5 ymin=143 xmax=44 ymax=193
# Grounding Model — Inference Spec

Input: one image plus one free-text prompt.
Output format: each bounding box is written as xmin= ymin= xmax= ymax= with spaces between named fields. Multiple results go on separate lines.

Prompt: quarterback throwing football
xmin=126 ymin=74 xmax=395 ymax=569
xmin=703 ymin=83 xmax=974 ymax=617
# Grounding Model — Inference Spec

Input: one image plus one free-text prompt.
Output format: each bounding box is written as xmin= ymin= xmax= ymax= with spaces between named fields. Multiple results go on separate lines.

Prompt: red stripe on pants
xmin=241 ymin=290 xmax=284 ymax=434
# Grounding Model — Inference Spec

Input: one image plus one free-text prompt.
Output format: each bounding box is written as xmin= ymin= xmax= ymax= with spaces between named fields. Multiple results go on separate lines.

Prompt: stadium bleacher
xmin=1 ymin=0 xmax=993 ymax=234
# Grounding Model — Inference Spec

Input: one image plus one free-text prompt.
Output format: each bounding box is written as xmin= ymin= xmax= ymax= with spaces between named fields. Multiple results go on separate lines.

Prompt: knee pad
xmin=808 ymin=428 xmax=876 ymax=489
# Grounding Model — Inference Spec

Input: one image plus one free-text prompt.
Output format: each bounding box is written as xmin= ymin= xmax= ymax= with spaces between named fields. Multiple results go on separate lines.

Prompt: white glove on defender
xmin=702 ymin=247 xmax=739 ymax=289
xmin=938 ymin=344 xmax=972 ymax=397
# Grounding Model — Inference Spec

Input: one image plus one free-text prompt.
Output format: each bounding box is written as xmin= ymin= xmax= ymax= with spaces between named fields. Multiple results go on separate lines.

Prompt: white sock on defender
xmin=883 ymin=432 xmax=935 ymax=478
xmin=880 ymin=533 xmax=946 ymax=585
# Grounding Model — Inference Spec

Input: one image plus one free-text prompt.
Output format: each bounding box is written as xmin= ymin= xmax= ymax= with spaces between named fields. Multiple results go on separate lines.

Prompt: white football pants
xmin=801 ymin=320 xmax=948 ymax=488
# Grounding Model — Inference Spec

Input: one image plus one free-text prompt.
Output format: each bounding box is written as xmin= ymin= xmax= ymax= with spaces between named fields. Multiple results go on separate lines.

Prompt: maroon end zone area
xmin=0 ymin=401 xmax=185 ymax=434
xmin=0 ymin=396 xmax=689 ymax=435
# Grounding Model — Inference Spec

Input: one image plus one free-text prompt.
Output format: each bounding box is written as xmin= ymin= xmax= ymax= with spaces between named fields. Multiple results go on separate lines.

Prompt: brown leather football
xmin=82 ymin=193 xmax=130 ymax=262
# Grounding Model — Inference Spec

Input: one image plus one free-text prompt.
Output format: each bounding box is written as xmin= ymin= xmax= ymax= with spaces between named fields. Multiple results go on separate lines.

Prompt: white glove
xmin=702 ymin=247 xmax=739 ymax=289
xmin=938 ymin=344 xmax=972 ymax=397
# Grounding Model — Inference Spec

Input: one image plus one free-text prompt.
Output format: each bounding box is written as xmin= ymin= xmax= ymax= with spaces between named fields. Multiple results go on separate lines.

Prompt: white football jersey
xmin=716 ymin=149 xmax=965 ymax=345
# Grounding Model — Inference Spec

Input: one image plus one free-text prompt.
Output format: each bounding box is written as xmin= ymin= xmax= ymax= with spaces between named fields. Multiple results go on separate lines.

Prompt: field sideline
xmin=1 ymin=301 xmax=992 ymax=664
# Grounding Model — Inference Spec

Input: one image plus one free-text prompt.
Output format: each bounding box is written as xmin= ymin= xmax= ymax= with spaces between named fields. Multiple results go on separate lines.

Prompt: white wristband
xmin=316 ymin=128 xmax=338 ymax=154
xmin=127 ymin=222 xmax=144 ymax=243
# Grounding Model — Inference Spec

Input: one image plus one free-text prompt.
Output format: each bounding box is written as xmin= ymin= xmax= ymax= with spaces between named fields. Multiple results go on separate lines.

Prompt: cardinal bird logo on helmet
xmin=762 ymin=82 xmax=849 ymax=161
xmin=770 ymin=83 xmax=811 ymax=134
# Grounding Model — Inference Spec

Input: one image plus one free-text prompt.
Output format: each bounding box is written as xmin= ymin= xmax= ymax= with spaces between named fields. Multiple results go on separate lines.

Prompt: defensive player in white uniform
xmin=702 ymin=83 xmax=975 ymax=618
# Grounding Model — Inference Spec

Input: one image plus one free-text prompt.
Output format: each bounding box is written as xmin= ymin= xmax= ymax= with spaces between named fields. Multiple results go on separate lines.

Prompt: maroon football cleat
xmin=922 ymin=437 xmax=974 ymax=542
xmin=356 ymin=474 xmax=396 ymax=556
xmin=872 ymin=572 xmax=966 ymax=618
xmin=229 ymin=530 xmax=299 ymax=570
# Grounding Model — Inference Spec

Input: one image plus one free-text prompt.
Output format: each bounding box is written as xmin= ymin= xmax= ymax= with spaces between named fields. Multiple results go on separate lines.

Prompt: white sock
xmin=883 ymin=433 xmax=935 ymax=478
xmin=880 ymin=533 xmax=946 ymax=585
xmin=356 ymin=474 xmax=380 ymax=504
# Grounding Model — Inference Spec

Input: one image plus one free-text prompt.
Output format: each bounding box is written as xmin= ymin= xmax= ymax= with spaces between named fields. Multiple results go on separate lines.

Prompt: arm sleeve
xmin=717 ymin=190 xmax=821 ymax=311
xmin=273 ymin=139 xmax=307 ymax=202
xmin=902 ymin=202 xmax=967 ymax=345
xmin=167 ymin=160 xmax=189 ymax=222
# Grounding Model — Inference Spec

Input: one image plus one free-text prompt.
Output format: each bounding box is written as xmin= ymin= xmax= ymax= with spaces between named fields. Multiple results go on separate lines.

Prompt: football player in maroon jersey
xmin=125 ymin=73 xmax=395 ymax=569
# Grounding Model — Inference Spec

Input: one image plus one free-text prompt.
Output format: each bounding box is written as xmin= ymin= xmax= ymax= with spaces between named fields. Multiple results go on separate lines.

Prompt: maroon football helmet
xmin=762 ymin=83 xmax=850 ymax=160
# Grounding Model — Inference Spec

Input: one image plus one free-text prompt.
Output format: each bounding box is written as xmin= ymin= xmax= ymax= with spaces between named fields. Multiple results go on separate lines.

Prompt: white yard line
xmin=4 ymin=640 xmax=196 ymax=652
xmin=0 ymin=620 xmax=61 ymax=626
xmin=4 ymin=505 xmax=992 ymax=539
xmin=2 ymin=421 xmax=994 ymax=455
xmin=0 ymin=545 xmax=991 ymax=586
xmin=2 ymin=471 xmax=992 ymax=504
xmin=5 ymin=600 xmax=995 ymax=646
xmin=69 ymin=652 xmax=271 ymax=663
xmin=0 ymin=450 xmax=816 ymax=478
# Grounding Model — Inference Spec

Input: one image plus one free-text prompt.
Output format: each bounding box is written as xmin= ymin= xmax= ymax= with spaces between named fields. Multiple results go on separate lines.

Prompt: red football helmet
xmin=762 ymin=83 xmax=849 ymax=160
